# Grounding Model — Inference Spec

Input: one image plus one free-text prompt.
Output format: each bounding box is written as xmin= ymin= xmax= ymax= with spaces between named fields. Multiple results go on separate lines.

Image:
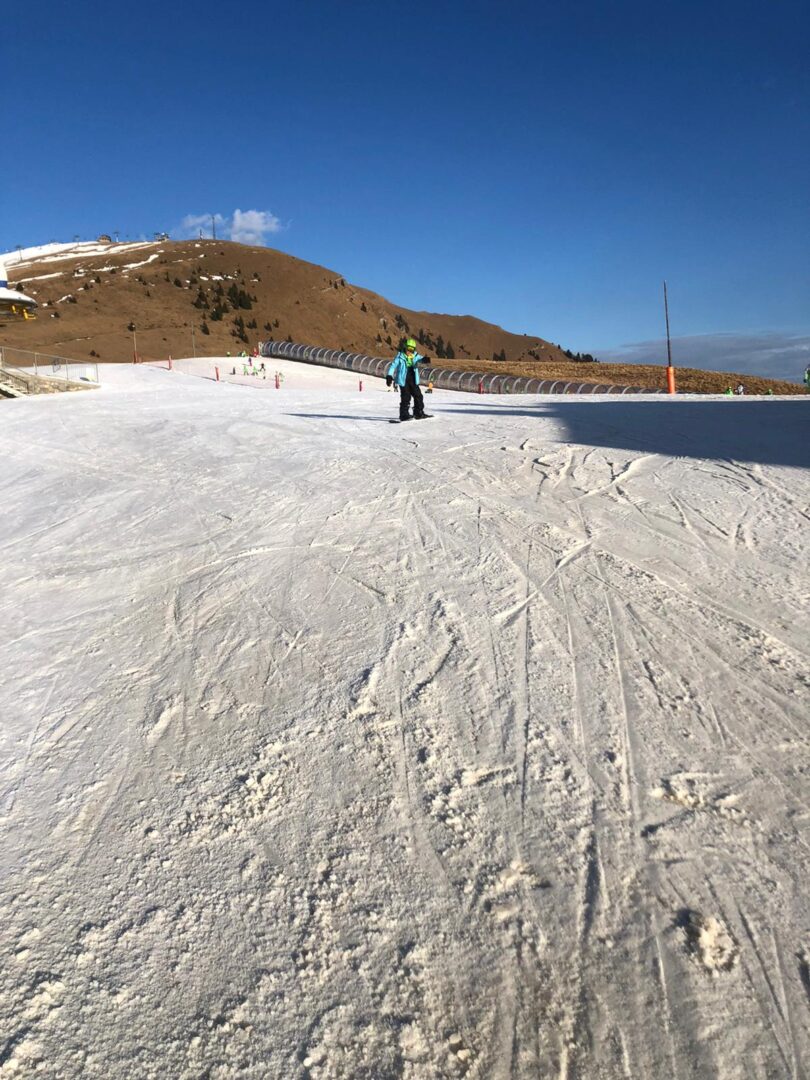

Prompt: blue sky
xmin=4 ymin=0 xmax=809 ymax=377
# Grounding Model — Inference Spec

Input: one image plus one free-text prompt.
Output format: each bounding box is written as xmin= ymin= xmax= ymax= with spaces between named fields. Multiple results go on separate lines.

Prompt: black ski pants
xmin=399 ymin=366 xmax=425 ymax=420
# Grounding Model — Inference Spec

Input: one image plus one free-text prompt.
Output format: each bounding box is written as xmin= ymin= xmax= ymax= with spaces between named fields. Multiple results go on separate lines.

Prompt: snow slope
xmin=1 ymin=241 xmax=159 ymax=269
xmin=1 ymin=363 xmax=808 ymax=1078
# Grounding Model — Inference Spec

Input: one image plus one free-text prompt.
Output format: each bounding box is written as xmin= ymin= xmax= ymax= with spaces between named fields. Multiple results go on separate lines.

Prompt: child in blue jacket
xmin=386 ymin=338 xmax=430 ymax=421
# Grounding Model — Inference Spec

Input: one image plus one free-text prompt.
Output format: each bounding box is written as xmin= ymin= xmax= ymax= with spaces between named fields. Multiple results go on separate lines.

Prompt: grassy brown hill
xmin=434 ymin=358 xmax=801 ymax=396
xmin=2 ymin=239 xmax=569 ymax=367
xmin=1 ymin=239 xmax=801 ymax=394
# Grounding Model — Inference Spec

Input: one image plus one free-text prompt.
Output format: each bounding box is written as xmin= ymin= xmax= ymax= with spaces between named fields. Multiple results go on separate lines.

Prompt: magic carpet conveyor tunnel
xmin=259 ymin=340 xmax=662 ymax=395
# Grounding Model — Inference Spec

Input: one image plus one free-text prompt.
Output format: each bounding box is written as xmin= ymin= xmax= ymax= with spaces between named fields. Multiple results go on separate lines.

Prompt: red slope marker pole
xmin=359 ymin=379 xmax=363 ymax=392
xmin=215 ymin=366 xmax=220 ymax=382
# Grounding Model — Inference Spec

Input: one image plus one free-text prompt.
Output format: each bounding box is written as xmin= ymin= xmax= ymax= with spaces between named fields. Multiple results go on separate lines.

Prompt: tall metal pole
xmin=211 ymin=214 xmax=216 ymax=241
xmin=663 ymin=280 xmax=673 ymax=366
xmin=663 ymin=280 xmax=676 ymax=393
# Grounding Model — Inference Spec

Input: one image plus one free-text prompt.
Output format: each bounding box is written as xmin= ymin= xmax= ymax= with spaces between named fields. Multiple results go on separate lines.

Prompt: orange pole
xmin=215 ymin=366 xmax=220 ymax=382
xmin=666 ymin=366 xmax=676 ymax=394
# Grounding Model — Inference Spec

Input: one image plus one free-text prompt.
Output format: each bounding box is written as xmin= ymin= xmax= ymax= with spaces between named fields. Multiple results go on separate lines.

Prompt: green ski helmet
xmin=405 ymin=338 xmax=417 ymax=351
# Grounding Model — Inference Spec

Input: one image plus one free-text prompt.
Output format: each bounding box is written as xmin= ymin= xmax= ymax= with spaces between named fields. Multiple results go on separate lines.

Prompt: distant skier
xmin=804 ymin=365 xmax=810 ymax=392
xmin=734 ymin=383 xmax=745 ymax=395
xmin=386 ymin=338 xmax=431 ymax=422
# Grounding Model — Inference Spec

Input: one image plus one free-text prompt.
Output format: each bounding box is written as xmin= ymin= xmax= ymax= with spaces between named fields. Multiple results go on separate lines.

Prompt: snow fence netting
xmin=258 ymin=341 xmax=661 ymax=394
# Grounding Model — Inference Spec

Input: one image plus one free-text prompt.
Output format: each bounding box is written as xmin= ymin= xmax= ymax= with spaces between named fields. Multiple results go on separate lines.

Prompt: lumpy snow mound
xmin=1 ymin=362 xmax=808 ymax=1078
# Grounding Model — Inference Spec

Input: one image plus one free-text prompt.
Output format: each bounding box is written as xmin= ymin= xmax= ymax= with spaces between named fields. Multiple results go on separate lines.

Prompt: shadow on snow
xmin=437 ymin=400 xmax=810 ymax=469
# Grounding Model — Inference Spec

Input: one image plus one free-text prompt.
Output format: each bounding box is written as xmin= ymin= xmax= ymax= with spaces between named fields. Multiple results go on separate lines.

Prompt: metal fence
xmin=258 ymin=340 xmax=661 ymax=395
xmin=0 ymin=344 xmax=100 ymax=386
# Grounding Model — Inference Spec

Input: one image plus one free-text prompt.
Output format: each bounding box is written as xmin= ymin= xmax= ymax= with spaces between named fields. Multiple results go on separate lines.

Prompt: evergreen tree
xmin=233 ymin=315 xmax=248 ymax=343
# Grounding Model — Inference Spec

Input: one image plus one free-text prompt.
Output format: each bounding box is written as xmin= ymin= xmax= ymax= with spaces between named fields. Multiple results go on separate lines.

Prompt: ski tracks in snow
xmin=0 ymin=379 xmax=808 ymax=1078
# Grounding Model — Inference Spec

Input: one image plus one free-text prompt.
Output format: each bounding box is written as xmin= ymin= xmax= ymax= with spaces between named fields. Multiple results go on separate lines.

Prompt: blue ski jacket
xmin=387 ymin=349 xmax=426 ymax=387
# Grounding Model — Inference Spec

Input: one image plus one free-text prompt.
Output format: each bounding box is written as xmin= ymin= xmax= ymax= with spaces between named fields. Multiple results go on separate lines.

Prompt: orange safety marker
xmin=666 ymin=366 xmax=676 ymax=394
xmin=359 ymin=379 xmax=363 ymax=392
xmin=215 ymin=366 xmax=220 ymax=382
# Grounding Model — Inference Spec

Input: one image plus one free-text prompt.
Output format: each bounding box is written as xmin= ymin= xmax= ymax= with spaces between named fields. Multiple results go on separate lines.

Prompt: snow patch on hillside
xmin=2 ymin=240 xmax=159 ymax=268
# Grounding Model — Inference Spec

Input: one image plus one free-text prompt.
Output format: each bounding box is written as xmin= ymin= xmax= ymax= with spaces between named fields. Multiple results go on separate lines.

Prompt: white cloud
xmin=180 ymin=212 xmax=226 ymax=237
xmin=597 ymin=331 xmax=810 ymax=384
xmin=177 ymin=209 xmax=283 ymax=246
xmin=230 ymin=209 xmax=282 ymax=245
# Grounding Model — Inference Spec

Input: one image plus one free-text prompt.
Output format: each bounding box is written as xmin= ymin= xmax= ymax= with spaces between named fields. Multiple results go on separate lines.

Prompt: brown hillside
xmin=1 ymin=239 xmax=569 ymax=368
xmin=1 ymin=239 xmax=802 ymax=394
xmin=435 ymin=358 xmax=802 ymax=396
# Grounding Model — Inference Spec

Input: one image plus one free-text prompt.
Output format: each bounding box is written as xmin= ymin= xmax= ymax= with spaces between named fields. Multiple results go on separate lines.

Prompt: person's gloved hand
xmin=386 ymin=375 xmax=393 ymax=387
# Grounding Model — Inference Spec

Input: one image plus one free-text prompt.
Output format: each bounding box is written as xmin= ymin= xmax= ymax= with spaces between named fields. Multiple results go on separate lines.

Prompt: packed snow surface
xmin=1 ymin=361 xmax=808 ymax=1078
